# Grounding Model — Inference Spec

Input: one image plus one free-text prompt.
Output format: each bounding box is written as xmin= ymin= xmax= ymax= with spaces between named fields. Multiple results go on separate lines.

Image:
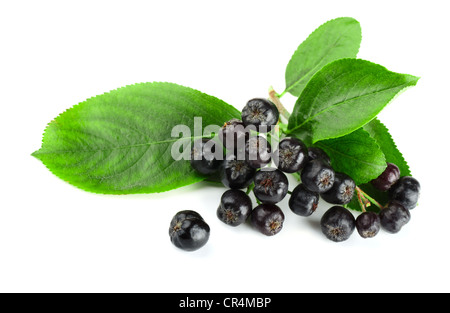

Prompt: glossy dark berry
xmin=379 ymin=202 xmax=411 ymax=233
xmin=320 ymin=206 xmax=356 ymax=242
xmin=389 ymin=176 xmax=420 ymax=210
xmin=190 ymin=138 xmax=222 ymax=175
xmin=245 ymin=136 xmax=271 ymax=169
xmin=220 ymin=154 xmax=256 ymax=189
xmin=253 ymin=169 xmax=289 ymax=204
xmin=321 ymin=172 xmax=356 ymax=205
xmin=217 ymin=189 xmax=253 ymax=226
xmin=356 ymin=212 xmax=381 ymax=238
xmin=371 ymin=162 xmax=400 ymax=191
xmin=241 ymin=98 xmax=279 ymax=133
xmin=307 ymin=147 xmax=331 ymax=165
xmin=288 ymin=183 xmax=319 ymax=217
xmin=273 ymin=137 xmax=308 ymax=173
xmin=169 ymin=210 xmax=210 ymax=251
xmin=301 ymin=159 xmax=335 ymax=193
xmin=218 ymin=118 xmax=249 ymax=152
xmin=250 ymin=203 xmax=285 ymax=236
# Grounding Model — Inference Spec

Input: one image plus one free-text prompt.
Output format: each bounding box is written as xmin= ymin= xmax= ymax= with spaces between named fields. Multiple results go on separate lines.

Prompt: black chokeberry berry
xmin=217 ymin=189 xmax=253 ymax=226
xmin=190 ymin=138 xmax=222 ymax=175
xmin=245 ymin=135 xmax=271 ymax=169
xmin=379 ymin=202 xmax=411 ymax=233
xmin=301 ymin=159 xmax=335 ymax=193
xmin=288 ymin=183 xmax=319 ymax=217
xmin=218 ymin=118 xmax=249 ymax=152
xmin=389 ymin=176 xmax=420 ymax=210
xmin=307 ymin=147 xmax=331 ymax=165
xmin=355 ymin=212 xmax=381 ymax=238
xmin=220 ymin=154 xmax=256 ymax=189
xmin=250 ymin=203 xmax=285 ymax=236
xmin=321 ymin=172 xmax=356 ymax=205
xmin=371 ymin=162 xmax=400 ymax=191
xmin=169 ymin=210 xmax=210 ymax=251
xmin=273 ymin=137 xmax=308 ymax=173
xmin=241 ymin=98 xmax=279 ymax=132
xmin=253 ymin=169 xmax=289 ymax=204
xmin=320 ymin=206 xmax=356 ymax=242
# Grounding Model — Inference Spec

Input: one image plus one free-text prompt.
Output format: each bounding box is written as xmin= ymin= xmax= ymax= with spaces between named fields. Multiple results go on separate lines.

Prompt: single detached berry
xmin=250 ymin=203 xmax=285 ymax=236
xmin=219 ymin=118 xmax=249 ymax=152
xmin=288 ymin=183 xmax=319 ymax=217
xmin=253 ymin=169 xmax=289 ymax=204
xmin=389 ymin=176 xmax=421 ymax=210
xmin=307 ymin=147 xmax=331 ymax=165
xmin=245 ymin=135 xmax=271 ymax=169
xmin=241 ymin=98 xmax=279 ymax=133
xmin=220 ymin=154 xmax=256 ymax=189
xmin=169 ymin=210 xmax=210 ymax=251
xmin=356 ymin=212 xmax=381 ymax=239
xmin=190 ymin=138 xmax=222 ymax=175
xmin=371 ymin=162 xmax=401 ymax=191
xmin=301 ymin=159 xmax=335 ymax=193
xmin=321 ymin=172 xmax=356 ymax=205
xmin=217 ymin=189 xmax=253 ymax=226
xmin=320 ymin=206 xmax=356 ymax=242
xmin=273 ymin=137 xmax=308 ymax=173
xmin=379 ymin=202 xmax=411 ymax=233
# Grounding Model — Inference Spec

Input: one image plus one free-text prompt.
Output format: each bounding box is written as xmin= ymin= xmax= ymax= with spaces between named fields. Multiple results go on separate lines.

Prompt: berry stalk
xmin=355 ymin=186 xmax=384 ymax=211
xmin=268 ymin=86 xmax=291 ymax=121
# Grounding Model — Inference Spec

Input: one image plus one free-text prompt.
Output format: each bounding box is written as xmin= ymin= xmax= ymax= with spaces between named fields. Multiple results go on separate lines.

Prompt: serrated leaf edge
xmin=287 ymin=58 xmax=420 ymax=142
xmin=31 ymin=81 xmax=239 ymax=195
xmin=284 ymin=17 xmax=362 ymax=96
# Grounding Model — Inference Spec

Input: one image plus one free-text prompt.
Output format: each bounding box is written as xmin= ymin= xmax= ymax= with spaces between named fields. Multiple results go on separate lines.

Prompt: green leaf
xmin=314 ymin=128 xmax=386 ymax=186
xmin=32 ymin=82 xmax=240 ymax=194
xmin=287 ymin=59 xmax=419 ymax=144
xmin=363 ymin=118 xmax=411 ymax=176
xmin=283 ymin=17 xmax=361 ymax=97
xmin=346 ymin=118 xmax=412 ymax=212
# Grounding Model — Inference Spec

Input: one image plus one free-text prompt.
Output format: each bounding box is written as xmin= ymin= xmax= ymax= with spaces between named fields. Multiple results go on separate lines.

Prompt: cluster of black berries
xmin=362 ymin=163 xmax=420 ymax=235
xmin=319 ymin=163 xmax=420 ymax=242
xmin=169 ymin=98 xmax=421 ymax=250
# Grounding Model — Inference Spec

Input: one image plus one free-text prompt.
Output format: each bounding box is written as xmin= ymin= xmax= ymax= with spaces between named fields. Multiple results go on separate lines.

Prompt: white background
xmin=1 ymin=0 xmax=449 ymax=293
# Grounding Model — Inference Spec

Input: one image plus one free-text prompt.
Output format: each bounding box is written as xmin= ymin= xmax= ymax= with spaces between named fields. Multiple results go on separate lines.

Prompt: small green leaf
xmin=287 ymin=59 xmax=419 ymax=143
xmin=283 ymin=17 xmax=361 ymax=97
xmin=346 ymin=118 xmax=412 ymax=212
xmin=363 ymin=118 xmax=411 ymax=176
xmin=314 ymin=128 xmax=386 ymax=186
xmin=32 ymin=82 xmax=240 ymax=194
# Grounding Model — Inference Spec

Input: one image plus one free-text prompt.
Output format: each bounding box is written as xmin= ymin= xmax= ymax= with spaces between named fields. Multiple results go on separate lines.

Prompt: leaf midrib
xmin=285 ymin=34 xmax=347 ymax=94
xmin=33 ymin=135 xmax=205 ymax=155
xmin=287 ymin=82 xmax=412 ymax=135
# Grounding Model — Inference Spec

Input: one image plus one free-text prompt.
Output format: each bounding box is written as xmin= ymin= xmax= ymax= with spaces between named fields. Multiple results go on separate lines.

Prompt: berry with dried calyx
xmin=301 ymin=159 xmax=335 ymax=193
xmin=273 ymin=137 xmax=308 ymax=173
xmin=217 ymin=189 xmax=253 ymax=226
xmin=321 ymin=172 xmax=356 ymax=205
xmin=288 ymin=183 xmax=319 ymax=217
xmin=241 ymin=98 xmax=279 ymax=132
xmin=320 ymin=206 xmax=356 ymax=242
xmin=355 ymin=212 xmax=381 ymax=238
xmin=250 ymin=203 xmax=285 ymax=236
xmin=253 ymin=169 xmax=289 ymax=204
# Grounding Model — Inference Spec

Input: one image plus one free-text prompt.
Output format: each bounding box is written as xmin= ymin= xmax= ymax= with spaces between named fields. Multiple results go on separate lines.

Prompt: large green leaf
xmin=283 ymin=17 xmax=361 ymax=97
xmin=32 ymin=82 xmax=240 ymax=194
xmin=314 ymin=128 xmax=386 ymax=186
xmin=287 ymin=59 xmax=419 ymax=144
